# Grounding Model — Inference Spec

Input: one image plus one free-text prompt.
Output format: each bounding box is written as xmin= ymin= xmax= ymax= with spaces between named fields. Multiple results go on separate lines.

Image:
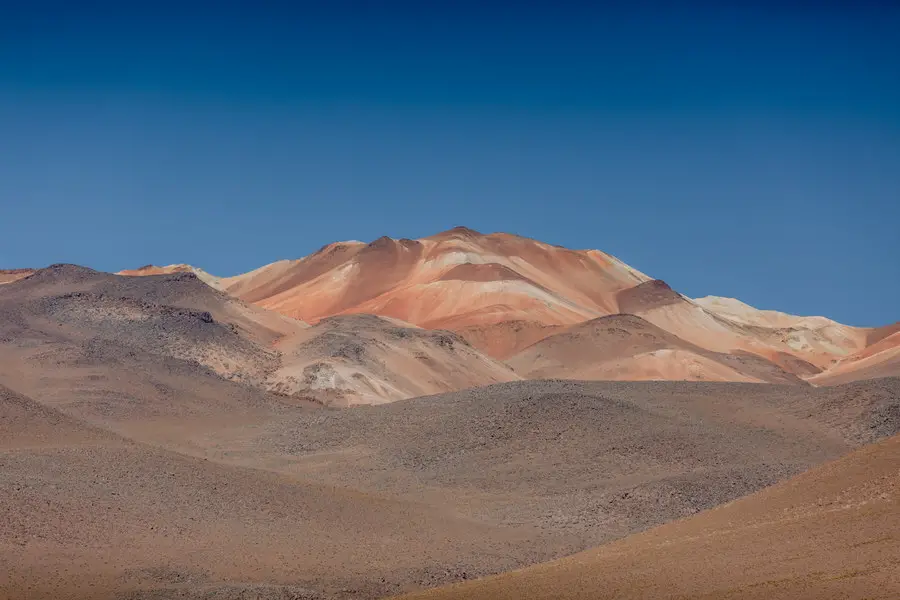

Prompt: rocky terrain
xmin=1 ymin=230 xmax=898 ymax=599
xmin=0 ymin=385 xmax=544 ymax=600
xmin=394 ymin=431 xmax=900 ymax=600
xmin=3 ymin=356 xmax=897 ymax=599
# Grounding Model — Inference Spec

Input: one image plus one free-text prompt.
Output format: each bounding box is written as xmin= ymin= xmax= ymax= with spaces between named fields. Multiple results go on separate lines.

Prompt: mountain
xmin=0 ymin=264 xmax=517 ymax=408
xmin=2 ymin=260 xmax=899 ymax=598
xmin=190 ymin=227 xmax=892 ymax=384
xmin=0 ymin=264 xmax=314 ymax=445
xmin=75 ymin=227 xmax=900 ymax=385
xmin=218 ymin=226 xmax=650 ymax=341
xmin=393 ymin=431 xmax=900 ymax=600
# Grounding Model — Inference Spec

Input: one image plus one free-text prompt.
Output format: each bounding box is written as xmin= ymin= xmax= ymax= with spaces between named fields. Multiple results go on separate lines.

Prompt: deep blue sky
xmin=1 ymin=2 xmax=898 ymax=326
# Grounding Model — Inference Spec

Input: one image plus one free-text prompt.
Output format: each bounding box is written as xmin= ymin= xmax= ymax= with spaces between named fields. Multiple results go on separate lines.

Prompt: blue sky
xmin=1 ymin=2 xmax=898 ymax=326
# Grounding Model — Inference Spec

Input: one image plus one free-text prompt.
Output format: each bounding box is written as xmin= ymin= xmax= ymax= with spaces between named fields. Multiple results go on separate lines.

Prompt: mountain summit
xmin=112 ymin=227 xmax=898 ymax=386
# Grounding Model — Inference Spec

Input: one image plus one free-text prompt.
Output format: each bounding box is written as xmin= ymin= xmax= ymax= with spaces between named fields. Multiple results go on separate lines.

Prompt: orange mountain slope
xmin=220 ymin=227 xmax=650 ymax=330
xmin=114 ymin=227 xmax=895 ymax=384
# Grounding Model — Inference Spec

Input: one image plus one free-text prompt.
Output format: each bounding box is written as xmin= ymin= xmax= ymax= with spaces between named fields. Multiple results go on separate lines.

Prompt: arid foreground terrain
xmin=1 ymin=233 xmax=898 ymax=600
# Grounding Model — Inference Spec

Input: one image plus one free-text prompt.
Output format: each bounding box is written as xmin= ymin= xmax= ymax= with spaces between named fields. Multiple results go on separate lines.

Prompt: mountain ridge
xmin=6 ymin=226 xmax=898 ymax=389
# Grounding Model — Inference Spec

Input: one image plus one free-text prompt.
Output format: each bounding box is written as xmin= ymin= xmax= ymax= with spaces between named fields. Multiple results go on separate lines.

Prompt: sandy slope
xmin=0 ymin=384 xmax=539 ymax=600
xmin=2 ymin=288 xmax=899 ymax=600
xmin=393 ymin=431 xmax=900 ymax=600
xmin=4 ymin=374 xmax=896 ymax=599
xmin=237 ymin=379 xmax=898 ymax=553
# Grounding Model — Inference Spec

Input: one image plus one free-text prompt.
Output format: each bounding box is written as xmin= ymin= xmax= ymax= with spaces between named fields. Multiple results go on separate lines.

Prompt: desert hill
xmin=268 ymin=313 xmax=518 ymax=406
xmin=4 ymin=372 xmax=898 ymax=599
xmin=219 ymin=226 xmax=650 ymax=332
xmin=235 ymin=378 xmax=899 ymax=550
xmin=0 ymin=264 xmax=302 ymax=386
xmin=394 ymin=430 xmax=900 ymax=600
xmin=507 ymin=313 xmax=805 ymax=384
xmin=0 ymin=264 xmax=519 ymax=411
xmin=0 ymin=384 xmax=545 ymax=600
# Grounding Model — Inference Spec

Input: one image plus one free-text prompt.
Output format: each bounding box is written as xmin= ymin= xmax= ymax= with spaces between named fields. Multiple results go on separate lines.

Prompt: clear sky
xmin=1 ymin=1 xmax=898 ymax=326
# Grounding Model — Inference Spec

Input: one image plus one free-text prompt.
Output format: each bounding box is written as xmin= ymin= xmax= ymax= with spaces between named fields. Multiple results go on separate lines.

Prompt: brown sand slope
xmin=393 ymin=431 xmax=900 ymax=600
xmin=243 ymin=379 xmax=898 ymax=553
xmin=0 ymin=384 xmax=541 ymax=600
xmin=507 ymin=314 xmax=804 ymax=385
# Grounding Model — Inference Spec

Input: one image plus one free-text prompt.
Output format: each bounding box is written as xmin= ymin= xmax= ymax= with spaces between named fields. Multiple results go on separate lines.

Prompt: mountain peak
xmin=430 ymin=225 xmax=483 ymax=239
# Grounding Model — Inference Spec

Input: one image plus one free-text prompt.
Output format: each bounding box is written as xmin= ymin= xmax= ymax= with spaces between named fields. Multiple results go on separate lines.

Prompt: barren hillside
xmin=394 ymin=431 xmax=900 ymax=600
